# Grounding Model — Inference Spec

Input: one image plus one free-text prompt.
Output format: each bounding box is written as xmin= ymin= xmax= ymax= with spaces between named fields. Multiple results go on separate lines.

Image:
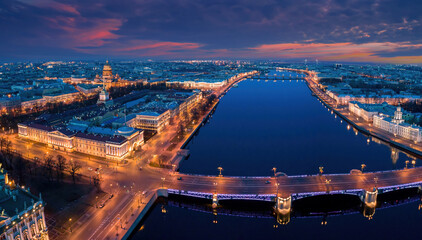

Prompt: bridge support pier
xmin=212 ymin=193 xmax=219 ymax=208
xmin=274 ymin=196 xmax=291 ymax=225
xmin=362 ymin=188 xmax=378 ymax=208
xmin=275 ymin=196 xmax=292 ymax=214
xmin=361 ymin=188 xmax=377 ymax=219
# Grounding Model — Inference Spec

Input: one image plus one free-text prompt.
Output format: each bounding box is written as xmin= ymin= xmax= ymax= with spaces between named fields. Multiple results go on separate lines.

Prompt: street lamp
xmin=405 ymin=160 xmax=410 ymax=169
xmin=217 ymin=167 xmax=223 ymax=177
xmin=69 ymin=218 xmax=72 ymax=232
xmin=272 ymin=167 xmax=277 ymax=178
xmin=374 ymin=177 xmax=378 ymax=188
xmin=319 ymin=167 xmax=324 ymax=175
xmin=361 ymin=164 xmax=366 ymax=173
xmin=161 ymin=177 xmax=165 ymax=188
xmin=325 ymin=179 xmax=331 ymax=193
xmin=412 ymin=159 xmax=416 ymax=168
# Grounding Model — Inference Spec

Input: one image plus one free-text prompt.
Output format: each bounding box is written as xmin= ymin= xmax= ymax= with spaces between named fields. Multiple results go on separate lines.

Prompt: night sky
xmin=1 ymin=0 xmax=422 ymax=63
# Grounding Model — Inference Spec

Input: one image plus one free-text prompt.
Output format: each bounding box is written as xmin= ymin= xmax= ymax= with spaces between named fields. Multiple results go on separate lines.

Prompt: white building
xmin=18 ymin=123 xmax=143 ymax=160
xmin=348 ymin=101 xmax=379 ymax=122
xmin=135 ymin=110 xmax=170 ymax=133
xmin=348 ymin=101 xmax=400 ymax=122
xmin=165 ymin=71 xmax=258 ymax=90
xmin=0 ymin=171 xmax=49 ymax=240
xmin=373 ymin=106 xmax=422 ymax=143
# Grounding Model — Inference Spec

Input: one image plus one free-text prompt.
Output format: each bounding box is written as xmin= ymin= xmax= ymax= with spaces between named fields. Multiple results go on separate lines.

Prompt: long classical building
xmin=18 ymin=123 xmax=144 ymax=160
xmin=165 ymin=71 xmax=258 ymax=89
xmin=348 ymin=101 xmax=401 ymax=122
xmin=373 ymin=106 xmax=422 ymax=143
xmin=348 ymin=101 xmax=379 ymax=122
xmin=0 ymin=171 xmax=49 ymax=240
xmin=326 ymin=90 xmax=421 ymax=106
xmin=113 ymin=91 xmax=202 ymax=132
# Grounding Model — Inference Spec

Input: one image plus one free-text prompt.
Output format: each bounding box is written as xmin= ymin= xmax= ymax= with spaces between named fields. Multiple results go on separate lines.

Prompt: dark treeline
xmin=0 ymin=137 xmax=100 ymax=191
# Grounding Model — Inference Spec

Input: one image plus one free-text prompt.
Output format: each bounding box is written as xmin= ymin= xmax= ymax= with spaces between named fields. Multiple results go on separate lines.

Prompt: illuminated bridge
xmin=161 ymin=166 xmax=422 ymax=221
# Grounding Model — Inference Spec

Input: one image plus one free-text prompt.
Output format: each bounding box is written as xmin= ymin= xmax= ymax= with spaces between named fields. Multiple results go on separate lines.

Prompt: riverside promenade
xmin=68 ymin=71 xmax=259 ymax=240
xmin=281 ymin=67 xmax=422 ymax=158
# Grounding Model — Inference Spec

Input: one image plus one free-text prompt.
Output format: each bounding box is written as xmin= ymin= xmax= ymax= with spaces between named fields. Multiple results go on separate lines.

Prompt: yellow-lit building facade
xmin=18 ymin=123 xmax=143 ymax=160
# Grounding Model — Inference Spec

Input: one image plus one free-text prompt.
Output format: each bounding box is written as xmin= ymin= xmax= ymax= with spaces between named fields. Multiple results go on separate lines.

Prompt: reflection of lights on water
xmin=161 ymin=205 xmax=167 ymax=213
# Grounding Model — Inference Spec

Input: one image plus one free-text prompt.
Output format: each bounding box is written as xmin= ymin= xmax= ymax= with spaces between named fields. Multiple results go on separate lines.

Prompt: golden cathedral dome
xmin=102 ymin=60 xmax=112 ymax=77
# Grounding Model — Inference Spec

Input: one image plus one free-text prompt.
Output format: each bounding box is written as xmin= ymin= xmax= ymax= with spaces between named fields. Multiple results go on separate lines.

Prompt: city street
xmin=8 ymin=70 xmax=422 ymax=240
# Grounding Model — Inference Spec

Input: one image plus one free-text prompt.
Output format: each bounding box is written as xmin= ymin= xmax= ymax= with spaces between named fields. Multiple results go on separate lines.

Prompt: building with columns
xmin=373 ymin=106 xmax=422 ymax=143
xmin=18 ymin=123 xmax=144 ymax=161
xmin=0 ymin=171 xmax=49 ymax=240
xmin=165 ymin=70 xmax=258 ymax=89
xmin=348 ymin=101 xmax=402 ymax=122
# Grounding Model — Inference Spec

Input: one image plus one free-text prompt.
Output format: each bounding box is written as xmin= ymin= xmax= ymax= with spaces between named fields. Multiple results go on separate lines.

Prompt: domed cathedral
xmin=102 ymin=60 xmax=113 ymax=79
xmin=95 ymin=60 xmax=123 ymax=87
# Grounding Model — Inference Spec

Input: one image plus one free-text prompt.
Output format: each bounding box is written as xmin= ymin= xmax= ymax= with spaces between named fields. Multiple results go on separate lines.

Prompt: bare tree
xmin=56 ymin=155 xmax=67 ymax=182
xmin=3 ymin=139 xmax=13 ymax=168
xmin=92 ymin=174 xmax=102 ymax=192
xmin=0 ymin=137 xmax=5 ymax=151
xmin=178 ymin=122 xmax=185 ymax=137
xmin=3 ymin=139 xmax=11 ymax=154
xmin=13 ymin=156 xmax=27 ymax=185
xmin=192 ymin=108 xmax=200 ymax=121
xmin=182 ymin=110 xmax=189 ymax=124
xmin=43 ymin=155 xmax=55 ymax=181
xmin=68 ymin=160 xmax=82 ymax=184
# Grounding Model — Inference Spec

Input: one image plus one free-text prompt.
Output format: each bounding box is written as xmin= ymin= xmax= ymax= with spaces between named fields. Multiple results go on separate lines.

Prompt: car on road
xmin=265 ymin=180 xmax=271 ymax=184
xmin=139 ymin=166 xmax=143 ymax=171
xmin=177 ymin=177 xmax=182 ymax=180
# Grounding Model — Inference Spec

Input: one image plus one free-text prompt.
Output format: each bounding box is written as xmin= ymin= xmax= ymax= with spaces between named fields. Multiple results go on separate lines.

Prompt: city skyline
xmin=1 ymin=0 xmax=422 ymax=64
xmin=1 ymin=1 xmax=422 ymax=239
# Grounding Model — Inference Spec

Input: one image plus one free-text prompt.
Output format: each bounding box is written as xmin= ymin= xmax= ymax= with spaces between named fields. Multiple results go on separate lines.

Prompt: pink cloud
xmin=43 ymin=17 xmax=123 ymax=47
xmin=118 ymin=41 xmax=202 ymax=52
xmin=19 ymin=0 xmax=80 ymax=15
xmin=248 ymin=42 xmax=422 ymax=64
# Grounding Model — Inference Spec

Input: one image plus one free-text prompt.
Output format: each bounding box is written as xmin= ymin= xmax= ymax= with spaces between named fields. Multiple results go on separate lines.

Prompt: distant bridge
xmin=249 ymin=75 xmax=306 ymax=80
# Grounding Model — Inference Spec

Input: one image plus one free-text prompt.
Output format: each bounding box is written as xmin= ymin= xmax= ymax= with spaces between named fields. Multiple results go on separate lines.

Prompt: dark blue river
xmin=132 ymin=77 xmax=421 ymax=239
xmin=132 ymin=200 xmax=422 ymax=240
xmin=181 ymin=79 xmax=416 ymax=176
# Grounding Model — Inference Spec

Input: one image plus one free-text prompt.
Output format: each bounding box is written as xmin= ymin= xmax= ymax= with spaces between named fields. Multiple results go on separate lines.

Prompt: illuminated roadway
xmin=9 ymin=70 xmax=422 ymax=239
xmin=68 ymin=70 xmax=422 ymax=239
